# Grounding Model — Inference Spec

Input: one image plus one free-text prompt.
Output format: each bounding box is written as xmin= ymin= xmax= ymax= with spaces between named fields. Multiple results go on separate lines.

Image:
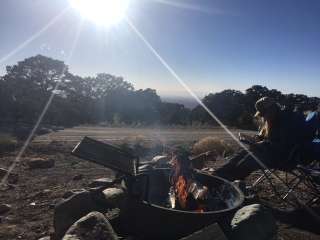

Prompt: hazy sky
xmin=0 ymin=0 xmax=320 ymax=97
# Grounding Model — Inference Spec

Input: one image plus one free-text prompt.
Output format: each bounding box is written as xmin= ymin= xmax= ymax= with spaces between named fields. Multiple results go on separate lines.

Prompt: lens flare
xmin=70 ymin=0 xmax=129 ymax=27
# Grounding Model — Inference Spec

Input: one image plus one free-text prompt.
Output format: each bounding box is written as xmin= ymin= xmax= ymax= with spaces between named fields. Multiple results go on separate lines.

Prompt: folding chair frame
xmin=250 ymin=160 xmax=320 ymax=222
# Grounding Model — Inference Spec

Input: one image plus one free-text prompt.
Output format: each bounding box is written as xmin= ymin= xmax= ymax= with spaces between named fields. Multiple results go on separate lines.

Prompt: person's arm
xmin=239 ymin=132 xmax=263 ymax=144
xmin=239 ymin=133 xmax=253 ymax=144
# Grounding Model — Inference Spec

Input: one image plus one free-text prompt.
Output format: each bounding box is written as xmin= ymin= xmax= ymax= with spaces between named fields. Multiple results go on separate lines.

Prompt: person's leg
xmin=214 ymin=142 xmax=275 ymax=181
xmin=214 ymin=150 xmax=261 ymax=181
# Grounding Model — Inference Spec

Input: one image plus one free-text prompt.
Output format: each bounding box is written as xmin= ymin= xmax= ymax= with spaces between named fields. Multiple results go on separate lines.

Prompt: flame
xmin=175 ymin=175 xmax=188 ymax=209
xmin=170 ymin=151 xmax=209 ymax=212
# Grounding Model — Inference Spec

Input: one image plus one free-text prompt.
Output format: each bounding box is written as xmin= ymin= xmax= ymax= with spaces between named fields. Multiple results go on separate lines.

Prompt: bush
xmin=0 ymin=134 xmax=18 ymax=153
xmin=192 ymin=136 xmax=233 ymax=158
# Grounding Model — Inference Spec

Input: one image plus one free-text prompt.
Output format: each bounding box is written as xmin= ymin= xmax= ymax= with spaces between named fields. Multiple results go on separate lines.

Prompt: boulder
xmin=54 ymin=190 xmax=97 ymax=239
xmin=27 ymin=158 xmax=55 ymax=169
xmin=231 ymin=204 xmax=277 ymax=240
xmin=62 ymin=212 xmax=118 ymax=240
xmin=0 ymin=168 xmax=18 ymax=184
xmin=0 ymin=204 xmax=12 ymax=215
xmin=102 ymin=188 xmax=126 ymax=208
xmin=179 ymin=223 xmax=227 ymax=240
xmin=89 ymin=178 xmax=114 ymax=188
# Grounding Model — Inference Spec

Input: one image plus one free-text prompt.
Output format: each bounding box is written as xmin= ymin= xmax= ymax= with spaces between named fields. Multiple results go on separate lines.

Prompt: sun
xmin=70 ymin=0 xmax=130 ymax=27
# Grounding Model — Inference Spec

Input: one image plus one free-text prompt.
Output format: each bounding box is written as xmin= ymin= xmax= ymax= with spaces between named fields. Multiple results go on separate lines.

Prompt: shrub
xmin=192 ymin=136 xmax=233 ymax=158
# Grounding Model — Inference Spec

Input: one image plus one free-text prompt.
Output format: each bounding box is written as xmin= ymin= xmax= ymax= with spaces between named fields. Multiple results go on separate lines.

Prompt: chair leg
xmin=252 ymin=170 xmax=274 ymax=187
xmin=282 ymin=178 xmax=303 ymax=201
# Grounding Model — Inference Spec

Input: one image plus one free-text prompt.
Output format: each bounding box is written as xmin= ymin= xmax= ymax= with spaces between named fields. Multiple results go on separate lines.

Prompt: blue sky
xmin=0 ymin=0 xmax=320 ymax=97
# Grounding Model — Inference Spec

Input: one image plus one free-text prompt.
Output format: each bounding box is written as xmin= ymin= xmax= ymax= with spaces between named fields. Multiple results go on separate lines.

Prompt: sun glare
xmin=70 ymin=0 xmax=129 ymax=27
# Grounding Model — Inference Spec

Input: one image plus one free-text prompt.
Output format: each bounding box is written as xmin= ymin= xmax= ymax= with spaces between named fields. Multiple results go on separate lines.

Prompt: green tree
xmin=192 ymin=90 xmax=246 ymax=127
xmin=159 ymin=102 xmax=191 ymax=125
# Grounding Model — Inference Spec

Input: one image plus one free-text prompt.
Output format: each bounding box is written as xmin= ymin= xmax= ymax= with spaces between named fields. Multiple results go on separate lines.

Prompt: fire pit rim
xmin=137 ymin=168 xmax=245 ymax=215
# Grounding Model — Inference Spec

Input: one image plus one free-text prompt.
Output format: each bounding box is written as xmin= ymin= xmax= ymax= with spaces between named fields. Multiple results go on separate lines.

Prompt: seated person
xmin=214 ymin=97 xmax=310 ymax=181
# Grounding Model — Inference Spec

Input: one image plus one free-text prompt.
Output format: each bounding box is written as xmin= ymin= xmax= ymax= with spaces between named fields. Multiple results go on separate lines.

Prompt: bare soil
xmin=0 ymin=127 xmax=319 ymax=240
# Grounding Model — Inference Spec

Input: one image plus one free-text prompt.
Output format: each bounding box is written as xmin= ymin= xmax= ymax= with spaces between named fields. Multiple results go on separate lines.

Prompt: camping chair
xmin=250 ymin=112 xmax=320 ymax=211
xmin=249 ymin=142 xmax=320 ymax=226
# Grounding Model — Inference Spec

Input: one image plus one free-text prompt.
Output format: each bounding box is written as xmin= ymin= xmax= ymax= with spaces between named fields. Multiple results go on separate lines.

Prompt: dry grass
xmin=192 ymin=136 xmax=234 ymax=158
xmin=0 ymin=134 xmax=17 ymax=153
xmin=119 ymin=135 xmax=164 ymax=159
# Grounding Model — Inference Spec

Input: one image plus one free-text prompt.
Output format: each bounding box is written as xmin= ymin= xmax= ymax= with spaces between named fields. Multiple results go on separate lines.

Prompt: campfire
xmin=168 ymin=149 xmax=227 ymax=212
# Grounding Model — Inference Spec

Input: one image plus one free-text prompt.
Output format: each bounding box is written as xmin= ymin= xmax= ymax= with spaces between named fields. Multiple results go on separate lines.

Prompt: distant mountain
xmin=160 ymin=95 xmax=199 ymax=109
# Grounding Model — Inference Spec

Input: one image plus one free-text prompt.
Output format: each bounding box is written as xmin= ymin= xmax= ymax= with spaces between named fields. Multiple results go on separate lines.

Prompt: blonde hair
xmin=258 ymin=118 xmax=271 ymax=139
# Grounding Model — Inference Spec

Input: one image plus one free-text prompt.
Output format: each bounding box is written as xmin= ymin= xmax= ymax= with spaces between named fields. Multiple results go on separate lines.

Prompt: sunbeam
xmin=0 ymin=7 xmax=70 ymax=65
xmin=0 ymin=20 xmax=84 ymax=187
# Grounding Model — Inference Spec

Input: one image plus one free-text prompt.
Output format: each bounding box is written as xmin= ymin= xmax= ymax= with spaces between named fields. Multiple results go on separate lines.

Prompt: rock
xmin=89 ymin=178 xmax=113 ymax=188
xmin=27 ymin=158 xmax=55 ymax=169
xmin=231 ymin=204 xmax=277 ymax=240
xmin=102 ymin=188 xmax=126 ymax=208
xmin=0 ymin=168 xmax=18 ymax=184
xmin=0 ymin=204 xmax=12 ymax=215
xmin=63 ymin=212 xmax=118 ymax=239
xmin=54 ymin=190 xmax=97 ymax=239
xmin=62 ymin=212 xmax=118 ymax=240
xmin=179 ymin=223 xmax=227 ymax=240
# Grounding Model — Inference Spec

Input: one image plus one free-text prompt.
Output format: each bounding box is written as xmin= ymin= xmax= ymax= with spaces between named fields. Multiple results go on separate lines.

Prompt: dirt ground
xmin=0 ymin=127 xmax=320 ymax=240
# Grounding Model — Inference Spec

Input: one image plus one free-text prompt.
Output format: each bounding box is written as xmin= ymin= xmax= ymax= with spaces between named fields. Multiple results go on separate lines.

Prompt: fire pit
xmin=72 ymin=137 xmax=244 ymax=239
xmin=120 ymin=168 xmax=244 ymax=239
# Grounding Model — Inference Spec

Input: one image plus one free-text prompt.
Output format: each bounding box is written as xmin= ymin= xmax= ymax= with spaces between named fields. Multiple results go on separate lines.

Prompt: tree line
xmin=0 ymin=55 xmax=319 ymax=130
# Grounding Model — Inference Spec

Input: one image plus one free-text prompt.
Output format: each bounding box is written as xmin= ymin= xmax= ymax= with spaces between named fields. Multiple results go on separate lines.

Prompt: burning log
xmin=169 ymin=149 xmax=211 ymax=212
